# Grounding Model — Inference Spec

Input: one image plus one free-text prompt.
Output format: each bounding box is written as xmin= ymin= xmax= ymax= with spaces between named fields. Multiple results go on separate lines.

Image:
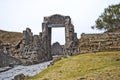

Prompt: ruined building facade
xmin=0 ymin=14 xmax=120 ymax=67
xmin=12 ymin=14 xmax=79 ymax=65
xmin=0 ymin=14 xmax=79 ymax=67
xmin=42 ymin=14 xmax=79 ymax=56
xmin=14 ymin=28 xmax=52 ymax=65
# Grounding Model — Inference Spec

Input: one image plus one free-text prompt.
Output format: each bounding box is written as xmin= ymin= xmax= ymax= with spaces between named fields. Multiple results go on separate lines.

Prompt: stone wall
xmin=0 ymin=44 xmax=21 ymax=67
xmin=79 ymin=32 xmax=120 ymax=53
xmin=12 ymin=28 xmax=52 ymax=65
xmin=1 ymin=14 xmax=79 ymax=67
xmin=51 ymin=42 xmax=64 ymax=56
xmin=1 ymin=14 xmax=120 ymax=68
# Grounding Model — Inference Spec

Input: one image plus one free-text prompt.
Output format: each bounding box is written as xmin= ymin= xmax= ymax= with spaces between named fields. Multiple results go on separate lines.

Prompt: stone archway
xmin=41 ymin=14 xmax=78 ymax=56
xmin=3 ymin=14 xmax=79 ymax=66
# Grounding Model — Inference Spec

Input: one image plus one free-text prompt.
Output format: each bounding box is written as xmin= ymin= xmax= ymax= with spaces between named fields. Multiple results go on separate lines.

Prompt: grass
xmin=28 ymin=51 xmax=120 ymax=80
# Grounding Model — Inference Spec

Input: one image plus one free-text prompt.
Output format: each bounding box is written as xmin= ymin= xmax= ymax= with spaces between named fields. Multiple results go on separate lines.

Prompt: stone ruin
xmin=51 ymin=42 xmax=64 ymax=56
xmin=0 ymin=14 xmax=79 ymax=67
xmin=42 ymin=14 xmax=79 ymax=56
xmin=10 ymin=14 xmax=79 ymax=65
xmin=0 ymin=14 xmax=120 ymax=67
xmin=79 ymin=32 xmax=120 ymax=53
xmin=0 ymin=43 xmax=21 ymax=67
xmin=14 ymin=28 xmax=52 ymax=65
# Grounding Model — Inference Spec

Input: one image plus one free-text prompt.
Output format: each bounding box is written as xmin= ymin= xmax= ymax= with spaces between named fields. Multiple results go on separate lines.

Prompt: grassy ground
xmin=29 ymin=51 xmax=120 ymax=80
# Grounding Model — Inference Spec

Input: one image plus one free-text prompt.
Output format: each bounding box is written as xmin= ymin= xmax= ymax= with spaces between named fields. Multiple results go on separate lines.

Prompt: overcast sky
xmin=0 ymin=0 xmax=120 ymax=44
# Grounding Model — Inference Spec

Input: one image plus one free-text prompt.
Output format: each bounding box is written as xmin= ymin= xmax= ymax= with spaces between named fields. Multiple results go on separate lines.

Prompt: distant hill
xmin=0 ymin=29 xmax=23 ymax=45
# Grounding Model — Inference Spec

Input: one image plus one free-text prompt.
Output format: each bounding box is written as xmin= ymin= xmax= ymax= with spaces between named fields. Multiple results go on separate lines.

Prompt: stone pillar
xmin=39 ymin=32 xmax=42 ymax=41
xmin=64 ymin=19 xmax=78 ymax=55
xmin=65 ymin=20 xmax=70 ymax=43
xmin=42 ymin=22 xmax=52 ymax=60
xmin=23 ymin=28 xmax=33 ymax=46
xmin=33 ymin=35 xmax=40 ymax=48
xmin=48 ymin=27 xmax=52 ymax=55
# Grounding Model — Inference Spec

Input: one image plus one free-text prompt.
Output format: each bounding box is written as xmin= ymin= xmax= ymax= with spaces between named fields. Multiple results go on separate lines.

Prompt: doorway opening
xmin=52 ymin=27 xmax=65 ymax=45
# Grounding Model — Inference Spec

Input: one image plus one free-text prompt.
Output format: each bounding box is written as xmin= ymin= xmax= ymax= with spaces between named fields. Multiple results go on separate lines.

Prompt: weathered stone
xmin=0 ymin=14 xmax=120 ymax=67
xmin=52 ymin=55 xmax=62 ymax=63
xmin=11 ymin=26 xmax=52 ymax=65
xmin=23 ymin=28 xmax=33 ymax=46
xmin=14 ymin=74 xmax=25 ymax=80
xmin=42 ymin=14 xmax=79 ymax=56
xmin=0 ymin=52 xmax=21 ymax=67
xmin=79 ymin=32 xmax=120 ymax=53
xmin=33 ymin=35 xmax=40 ymax=47
xmin=0 ymin=43 xmax=21 ymax=67
xmin=12 ymin=14 xmax=79 ymax=65
xmin=51 ymin=42 xmax=64 ymax=55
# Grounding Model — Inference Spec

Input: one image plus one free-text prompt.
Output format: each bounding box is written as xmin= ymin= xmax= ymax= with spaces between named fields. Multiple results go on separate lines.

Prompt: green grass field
xmin=29 ymin=51 xmax=120 ymax=80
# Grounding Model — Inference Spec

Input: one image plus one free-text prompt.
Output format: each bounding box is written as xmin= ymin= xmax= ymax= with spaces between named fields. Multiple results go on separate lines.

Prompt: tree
xmin=92 ymin=3 xmax=120 ymax=32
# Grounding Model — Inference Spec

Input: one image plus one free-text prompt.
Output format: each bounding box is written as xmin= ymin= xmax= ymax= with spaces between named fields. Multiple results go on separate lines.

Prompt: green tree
xmin=92 ymin=3 xmax=120 ymax=32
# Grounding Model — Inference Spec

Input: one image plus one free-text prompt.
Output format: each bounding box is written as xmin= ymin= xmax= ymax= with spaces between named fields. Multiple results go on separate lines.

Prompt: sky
xmin=0 ymin=0 xmax=120 ymax=45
